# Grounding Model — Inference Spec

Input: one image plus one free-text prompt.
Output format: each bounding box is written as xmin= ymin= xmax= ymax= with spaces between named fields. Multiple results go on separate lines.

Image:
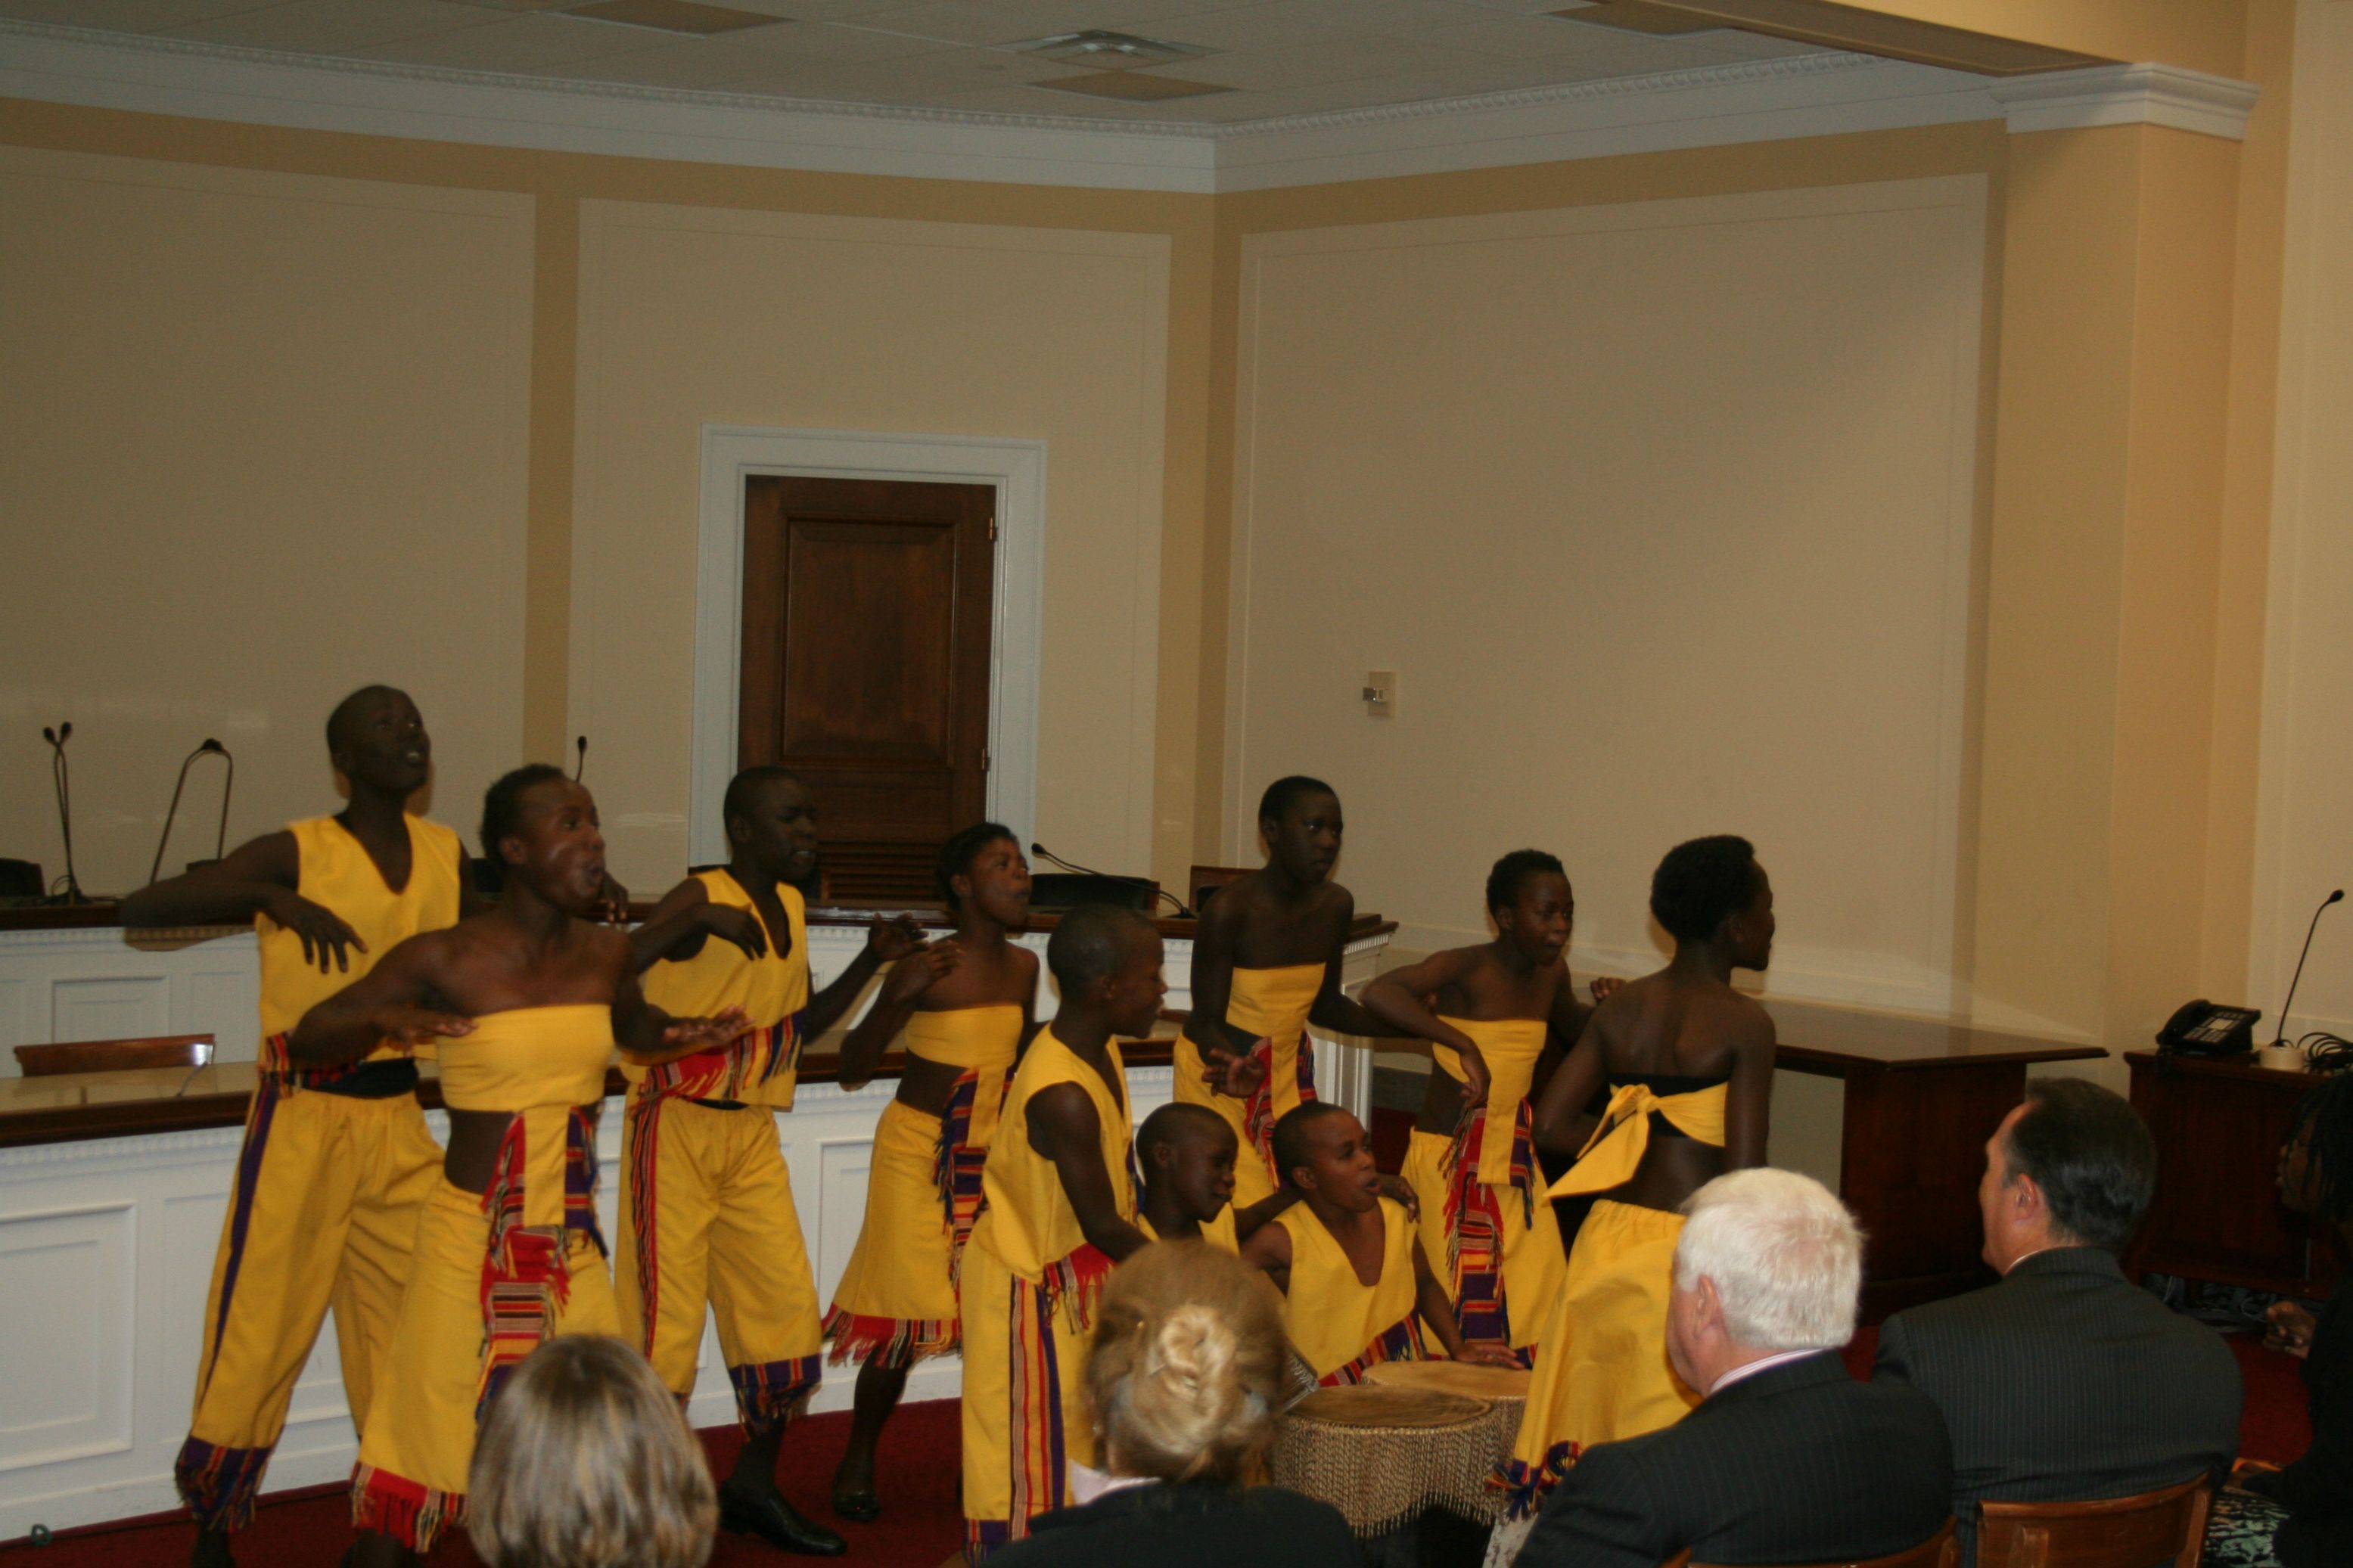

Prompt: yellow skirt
xmin=1402 ymin=1128 xmax=1567 ymax=1356
xmin=1499 ymin=1198 xmax=1699 ymax=1517
xmin=351 ymin=1176 xmax=618 ymax=1553
xmin=826 ymin=1098 xmax=961 ymax=1365
xmin=959 ymin=1235 xmax=1100 ymax=1562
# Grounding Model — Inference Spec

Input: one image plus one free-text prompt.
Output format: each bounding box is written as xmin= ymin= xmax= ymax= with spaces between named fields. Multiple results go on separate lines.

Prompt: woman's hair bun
xmin=1086 ymin=1243 xmax=1284 ymax=1484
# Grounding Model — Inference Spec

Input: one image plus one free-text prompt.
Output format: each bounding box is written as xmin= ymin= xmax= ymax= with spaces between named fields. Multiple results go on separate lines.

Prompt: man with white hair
xmin=1516 ymin=1169 xmax=1952 ymax=1568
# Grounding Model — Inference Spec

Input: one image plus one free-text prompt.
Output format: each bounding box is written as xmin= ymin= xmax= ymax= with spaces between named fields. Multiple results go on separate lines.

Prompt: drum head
xmin=1287 ymin=1385 xmax=1485 ymax=1430
xmin=1363 ymin=1359 xmax=1533 ymax=1402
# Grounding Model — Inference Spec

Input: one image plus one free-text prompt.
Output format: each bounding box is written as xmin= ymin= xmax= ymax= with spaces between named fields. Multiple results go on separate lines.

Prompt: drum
xmin=1272 ymin=1385 xmax=1507 ymax=1538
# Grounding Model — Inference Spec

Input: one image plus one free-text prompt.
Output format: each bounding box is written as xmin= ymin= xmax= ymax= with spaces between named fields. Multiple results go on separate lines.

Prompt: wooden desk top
xmin=0 ymin=1034 xmax=1184 ymax=1150
xmin=0 ymin=900 xmax=1394 ymax=944
xmin=2122 ymin=1048 xmax=2331 ymax=1086
xmin=1765 ymin=998 xmax=2108 ymax=1075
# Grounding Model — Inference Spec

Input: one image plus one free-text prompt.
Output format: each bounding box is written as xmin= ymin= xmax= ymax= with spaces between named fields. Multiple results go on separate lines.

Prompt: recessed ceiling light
xmin=561 ymin=0 xmax=788 ymax=36
xmin=1009 ymin=31 xmax=1217 ymax=70
xmin=1034 ymin=71 xmax=1231 ymax=102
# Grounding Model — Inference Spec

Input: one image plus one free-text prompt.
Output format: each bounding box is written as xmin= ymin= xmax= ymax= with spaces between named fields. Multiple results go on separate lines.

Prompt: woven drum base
xmin=1273 ymin=1386 xmax=1512 ymax=1538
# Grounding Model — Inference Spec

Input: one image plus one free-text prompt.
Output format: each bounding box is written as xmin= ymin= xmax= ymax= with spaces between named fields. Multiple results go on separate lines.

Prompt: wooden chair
xmin=1664 ymin=1518 xmax=1959 ymax=1568
xmin=1975 ymin=1476 xmax=2211 ymax=1568
xmin=14 ymin=1033 xmax=216 ymax=1078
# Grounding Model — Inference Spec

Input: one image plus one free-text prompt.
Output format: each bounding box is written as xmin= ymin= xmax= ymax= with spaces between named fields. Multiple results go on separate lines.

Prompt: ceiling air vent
xmin=1009 ymin=30 xmax=1217 ymax=68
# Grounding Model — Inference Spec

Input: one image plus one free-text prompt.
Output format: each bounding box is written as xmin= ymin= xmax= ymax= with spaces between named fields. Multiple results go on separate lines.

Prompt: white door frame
xmin=692 ymin=425 xmax=1046 ymax=869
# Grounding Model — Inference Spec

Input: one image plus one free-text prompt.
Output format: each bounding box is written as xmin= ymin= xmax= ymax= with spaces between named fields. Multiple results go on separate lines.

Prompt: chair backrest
xmin=14 ymin=1034 xmax=216 ymax=1077
xmin=1668 ymin=1518 xmax=1960 ymax=1568
xmin=1975 ymin=1476 xmax=2211 ymax=1568
xmin=1188 ymin=863 xmax=1254 ymax=913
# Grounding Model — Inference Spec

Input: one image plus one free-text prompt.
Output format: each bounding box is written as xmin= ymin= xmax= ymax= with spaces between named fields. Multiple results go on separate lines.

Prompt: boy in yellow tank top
xmin=961 ymin=903 xmax=1160 ymax=1561
xmin=623 ymin=766 xmax=931 ymax=1557
xmin=121 ymin=688 xmax=475 ymax=1568
xmin=1136 ymin=1104 xmax=1241 ymax=1249
xmin=1242 ymin=1103 xmax=1513 ymax=1384
xmin=1360 ymin=849 xmax=1595 ymax=1363
xmin=1181 ymin=776 xmax=1426 ymax=1206
xmin=288 ymin=765 xmax=741 ymax=1566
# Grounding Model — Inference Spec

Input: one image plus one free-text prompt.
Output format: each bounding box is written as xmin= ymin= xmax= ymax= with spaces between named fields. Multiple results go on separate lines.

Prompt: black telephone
xmin=2157 ymin=1000 xmax=2261 ymax=1057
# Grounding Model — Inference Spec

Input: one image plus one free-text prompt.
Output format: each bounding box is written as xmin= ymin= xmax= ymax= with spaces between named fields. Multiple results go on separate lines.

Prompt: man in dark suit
xmin=1518 ymin=1169 xmax=1953 ymax=1568
xmin=1875 ymin=1077 xmax=2242 ymax=1563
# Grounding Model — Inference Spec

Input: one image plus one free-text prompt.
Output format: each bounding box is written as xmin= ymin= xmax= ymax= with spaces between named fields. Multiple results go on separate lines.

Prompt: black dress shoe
xmin=720 ymin=1481 xmax=848 ymax=1557
xmin=190 ymin=1531 xmax=235 ymax=1568
xmin=829 ymin=1480 xmax=881 ymax=1523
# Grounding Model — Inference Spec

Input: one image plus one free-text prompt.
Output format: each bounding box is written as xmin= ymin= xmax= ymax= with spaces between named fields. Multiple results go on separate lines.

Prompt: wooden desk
xmin=2124 ymin=1050 xmax=2341 ymax=1297
xmin=1773 ymin=1004 xmax=2109 ymax=1321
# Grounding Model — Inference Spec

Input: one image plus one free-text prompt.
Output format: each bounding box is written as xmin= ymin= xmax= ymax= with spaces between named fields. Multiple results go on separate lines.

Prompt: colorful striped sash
xmin=476 ymin=1106 xmax=605 ymax=1418
xmin=1320 ymin=1315 xmax=1428 ymax=1386
xmin=635 ymin=1013 xmax=805 ymax=1104
xmin=934 ymin=1069 xmax=999 ymax=1278
xmin=1443 ymin=1096 xmax=1538 ymax=1349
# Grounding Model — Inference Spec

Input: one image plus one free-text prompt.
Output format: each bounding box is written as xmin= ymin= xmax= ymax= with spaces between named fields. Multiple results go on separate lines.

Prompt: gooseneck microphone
xmin=149 ymin=739 xmax=232 ymax=886
xmin=573 ymin=735 xmax=588 ymax=782
xmin=42 ymin=722 xmax=85 ymax=904
xmin=1029 ymin=841 xmax=1191 ymax=918
xmin=2274 ymin=887 xmax=2345 ymax=1048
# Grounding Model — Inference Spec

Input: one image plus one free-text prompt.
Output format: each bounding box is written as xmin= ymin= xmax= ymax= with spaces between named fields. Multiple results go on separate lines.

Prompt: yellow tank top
xmin=1228 ymin=962 xmax=1323 ymax=1115
xmin=1546 ymin=1079 xmax=1730 ymax=1200
xmin=635 ymin=869 xmax=810 ymax=1108
xmin=440 ymin=1004 xmax=614 ymax=1228
xmin=256 ymin=815 xmax=463 ymax=1072
xmin=905 ymin=1003 xmax=1022 ymax=1150
xmin=1139 ymin=1204 xmax=1239 ymax=1254
xmin=1275 ymin=1197 xmax=1422 ymax=1381
xmin=1433 ymin=1016 xmax=1549 ymax=1186
xmin=970 ymin=1028 xmax=1134 ymax=1282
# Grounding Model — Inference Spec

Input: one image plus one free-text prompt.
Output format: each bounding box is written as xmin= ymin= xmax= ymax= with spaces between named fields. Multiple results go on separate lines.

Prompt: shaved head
xmin=325 ymin=685 xmax=407 ymax=755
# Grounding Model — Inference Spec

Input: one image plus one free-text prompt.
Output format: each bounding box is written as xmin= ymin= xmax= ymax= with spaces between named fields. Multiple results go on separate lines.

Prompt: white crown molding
xmin=0 ymin=21 xmax=2258 ymax=193
xmin=1991 ymin=63 xmax=2261 ymax=141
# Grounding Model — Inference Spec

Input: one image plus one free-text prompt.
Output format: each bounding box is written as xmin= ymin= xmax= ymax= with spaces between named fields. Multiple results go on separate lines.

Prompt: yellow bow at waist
xmin=1545 ymin=1079 xmax=1728 ymax=1200
xmin=1432 ymin=1016 xmax=1548 ymax=1186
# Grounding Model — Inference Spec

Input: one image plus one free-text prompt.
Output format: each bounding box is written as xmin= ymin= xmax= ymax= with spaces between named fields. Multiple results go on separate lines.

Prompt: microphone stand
xmin=2273 ymin=888 xmax=2346 ymax=1048
xmin=42 ymin=722 xmax=85 ymax=904
xmin=1029 ymin=841 xmax=1190 ymax=919
xmin=573 ymin=735 xmax=588 ymax=782
xmin=150 ymin=740 xmax=232 ymax=886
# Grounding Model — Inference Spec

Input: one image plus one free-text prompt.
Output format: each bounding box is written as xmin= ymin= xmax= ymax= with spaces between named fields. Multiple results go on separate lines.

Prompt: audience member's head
xmin=1978 ymin=1077 xmax=2156 ymax=1272
xmin=2280 ymin=1070 xmax=2353 ymax=1221
xmin=1086 ymin=1240 xmax=1285 ymax=1485
xmin=468 ymin=1335 xmax=717 ymax=1568
xmin=1650 ymin=835 xmax=1773 ymax=969
xmin=1668 ymin=1169 xmax=1862 ymax=1396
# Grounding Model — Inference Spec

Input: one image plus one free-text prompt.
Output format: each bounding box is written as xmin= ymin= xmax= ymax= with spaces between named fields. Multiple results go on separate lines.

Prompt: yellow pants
xmin=351 ymin=1175 xmax=618 ymax=1551
xmin=826 ymin=1098 xmax=961 ymax=1366
xmin=959 ymin=1237 xmax=1099 ymax=1562
xmin=618 ymin=1094 xmax=825 ymax=1435
xmin=1402 ymin=1129 xmax=1568 ymax=1355
xmin=176 ymin=1082 xmax=440 ymax=1532
xmin=1500 ymin=1198 xmax=1699 ymax=1517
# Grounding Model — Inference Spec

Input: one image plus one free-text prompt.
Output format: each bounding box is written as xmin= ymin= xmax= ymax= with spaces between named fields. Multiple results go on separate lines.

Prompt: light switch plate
xmin=1363 ymin=669 xmax=1397 ymax=718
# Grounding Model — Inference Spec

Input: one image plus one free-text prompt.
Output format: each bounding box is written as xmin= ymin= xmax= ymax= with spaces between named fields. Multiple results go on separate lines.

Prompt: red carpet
xmin=8 ymin=1331 xmax=2319 ymax=1562
xmin=7 ymin=1399 xmax=962 ymax=1567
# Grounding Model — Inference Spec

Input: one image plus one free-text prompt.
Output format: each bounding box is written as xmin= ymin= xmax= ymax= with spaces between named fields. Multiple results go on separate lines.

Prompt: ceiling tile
xmin=726 ymin=19 xmax=968 ymax=61
xmin=0 ymin=0 xmax=293 ymax=29
xmin=159 ymin=0 xmax=497 ymax=52
xmin=342 ymin=11 xmax=657 ymax=69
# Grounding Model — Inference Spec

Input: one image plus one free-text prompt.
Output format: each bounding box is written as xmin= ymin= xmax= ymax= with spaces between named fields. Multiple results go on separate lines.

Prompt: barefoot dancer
xmin=824 ymin=823 xmax=1037 ymax=1521
xmin=297 ymin=765 xmax=742 ymax=1565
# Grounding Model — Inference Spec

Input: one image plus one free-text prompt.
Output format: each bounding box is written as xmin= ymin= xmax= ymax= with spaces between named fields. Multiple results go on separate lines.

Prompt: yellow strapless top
xmin=1139 ymin=1203 xmax=1239 ymax=1254
xmin=1228 ymin=963 xmax=1322 ymax=1042
xmin=971 ymin=1028 xmax=1133 ymax=1283
xmin=1545 ymin=1079 xmax=1729 ymax=1200
xmin=1276 ymin=1197 xmax=1419 ymax=1380
xmin=634 ymin=869 xmax=810 ymax=1107
xmin=442 ymin=1004 xmax=614 ymax=1226
xmin=1433 ymin=1015 xmax=1549 ymax=1186
xmin=906 ymin=1003 xmax=1022 ymax=1150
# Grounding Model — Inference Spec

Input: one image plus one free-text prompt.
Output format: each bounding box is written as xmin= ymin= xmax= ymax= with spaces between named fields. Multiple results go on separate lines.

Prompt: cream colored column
xmin=1969 ymin=122 xmax=2244 ymax=1069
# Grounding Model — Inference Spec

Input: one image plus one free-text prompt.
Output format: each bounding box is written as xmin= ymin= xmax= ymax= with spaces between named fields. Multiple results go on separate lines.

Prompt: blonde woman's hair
xmin=467 ymin=1334 xmax=718 ymax=1568
xmin=1086 ymin=1240 xmax=1284 ymax=1483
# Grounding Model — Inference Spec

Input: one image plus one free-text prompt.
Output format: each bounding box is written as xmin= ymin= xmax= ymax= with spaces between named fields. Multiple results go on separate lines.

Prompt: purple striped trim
xmin=727 ymin=1352 xmax=822 ymax=1439
xmin=204 ymin=1079 xmax=282 ymax=1387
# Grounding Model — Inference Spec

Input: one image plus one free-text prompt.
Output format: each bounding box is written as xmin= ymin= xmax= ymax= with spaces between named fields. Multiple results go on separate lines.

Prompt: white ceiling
xmin=0 ymin=0 xmax=1835 ymax=125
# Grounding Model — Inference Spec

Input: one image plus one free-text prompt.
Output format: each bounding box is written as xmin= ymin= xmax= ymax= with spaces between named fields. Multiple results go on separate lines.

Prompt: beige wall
xmin=2252 ymin=0 xmax=2353 ymax=1039
xmin=1223 ymin=175 xmax=1990 ymax=1013
xmin=568 ymin=200 xmax=1172 ymax=890
xmin=0 ymin=145 xmax=533 ymax=896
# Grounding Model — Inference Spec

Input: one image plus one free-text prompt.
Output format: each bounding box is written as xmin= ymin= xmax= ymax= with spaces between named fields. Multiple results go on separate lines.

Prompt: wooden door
xmin=738 ymin=476 xmax=995 ymax=902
